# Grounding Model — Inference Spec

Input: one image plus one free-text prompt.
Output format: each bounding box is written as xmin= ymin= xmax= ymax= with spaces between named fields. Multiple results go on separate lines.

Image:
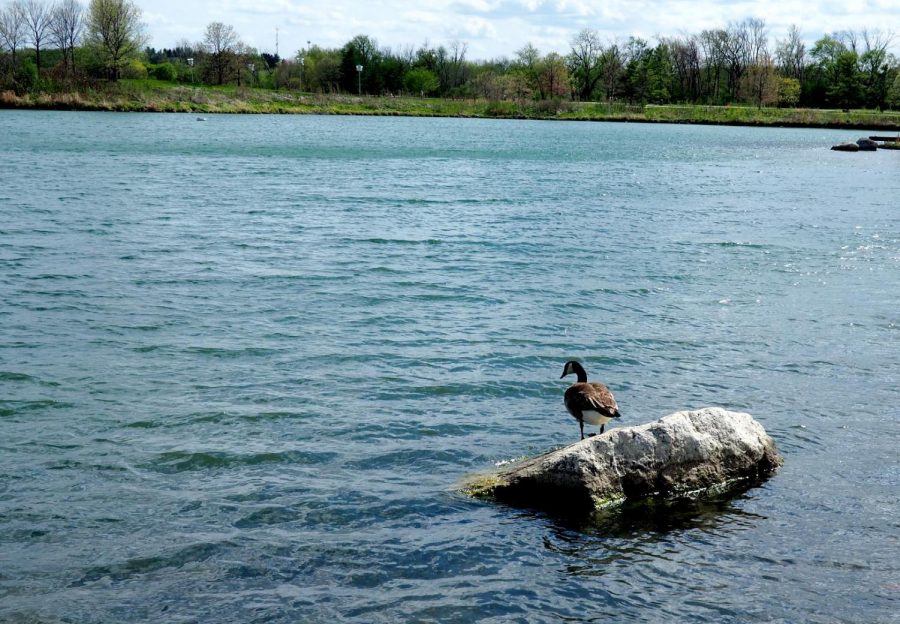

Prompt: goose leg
xmin=579 ymin=420 xmax=584 ymax=440
xmin=600 ymin=424 xmax=605 ymax=434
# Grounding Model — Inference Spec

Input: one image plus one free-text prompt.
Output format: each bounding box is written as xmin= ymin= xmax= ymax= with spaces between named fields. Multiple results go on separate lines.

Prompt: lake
xmin=1 ymin=110 xmax=898 ymax=623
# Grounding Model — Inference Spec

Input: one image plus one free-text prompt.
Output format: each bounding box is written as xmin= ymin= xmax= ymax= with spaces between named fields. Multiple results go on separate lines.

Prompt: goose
xmin=560 ymin=360 xmax=621 ymax=440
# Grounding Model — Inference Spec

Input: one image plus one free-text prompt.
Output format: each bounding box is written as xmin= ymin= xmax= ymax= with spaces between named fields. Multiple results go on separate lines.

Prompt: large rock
xmin=831 ymin=142 xmax=860 ymax=152
xmin=856 ymin=137 xmax=878 ymax=151
xmin=463 ymin=407 xmax=782 ymax=513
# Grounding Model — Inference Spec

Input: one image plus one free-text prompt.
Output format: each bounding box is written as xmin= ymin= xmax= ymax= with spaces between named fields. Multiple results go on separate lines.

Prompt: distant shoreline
xmin=4 ymin=82 xmax=900 ymax=131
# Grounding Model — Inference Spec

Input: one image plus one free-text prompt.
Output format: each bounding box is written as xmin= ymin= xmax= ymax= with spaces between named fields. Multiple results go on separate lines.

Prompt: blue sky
xmin=139 ymin=0 xmax=899 ymax=59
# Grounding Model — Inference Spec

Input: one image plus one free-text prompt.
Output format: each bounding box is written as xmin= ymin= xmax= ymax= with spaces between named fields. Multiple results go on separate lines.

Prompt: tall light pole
xmin=187 ymin=57 xmax=194 ymax=84
xmin=299 ymin=56 xmax=305 ymax=92
xmin=356 ymin=64 xmax=363 ymax=96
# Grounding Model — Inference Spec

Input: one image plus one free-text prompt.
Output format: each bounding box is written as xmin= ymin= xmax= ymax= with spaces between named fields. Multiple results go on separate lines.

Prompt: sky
xmin=139 ymin=0 xmax=900 ymax=59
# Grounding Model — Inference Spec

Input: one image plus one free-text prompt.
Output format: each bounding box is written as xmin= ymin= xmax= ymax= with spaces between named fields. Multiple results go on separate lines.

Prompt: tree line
xmin=2 ymin=0 xmax=899 ymax=110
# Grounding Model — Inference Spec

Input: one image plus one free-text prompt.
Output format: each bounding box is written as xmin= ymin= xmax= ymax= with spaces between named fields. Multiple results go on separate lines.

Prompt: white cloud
xmin=136 ymin=0 xmax=900 ymax=59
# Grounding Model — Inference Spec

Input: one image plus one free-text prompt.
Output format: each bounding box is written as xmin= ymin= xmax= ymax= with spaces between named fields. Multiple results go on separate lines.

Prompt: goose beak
xmin=560 ymin=372 xmax=566 ymax=379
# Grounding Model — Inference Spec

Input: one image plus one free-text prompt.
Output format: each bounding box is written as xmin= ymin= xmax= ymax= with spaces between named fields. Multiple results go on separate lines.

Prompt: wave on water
xmin=144 ymin=450 xmax=337 ymax=474
xmin=360 ymin=237 xmax=445 ymax=246
xmin=0 ymin=399 xmax=74 ymax=417
xmin=74 ymin=540 xmax=233 ymax=586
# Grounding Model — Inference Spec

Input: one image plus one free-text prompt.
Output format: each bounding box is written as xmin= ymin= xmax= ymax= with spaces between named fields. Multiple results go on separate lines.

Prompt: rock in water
xmin=463 ymin=407 xmax=783 ymax=512
xmin=831 ymin=142 xmax=860 ymax=152
xmin=856 ymin=138 xmax=878 ymax=151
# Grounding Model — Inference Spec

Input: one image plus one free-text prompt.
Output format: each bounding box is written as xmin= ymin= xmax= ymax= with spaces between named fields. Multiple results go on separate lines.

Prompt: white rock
xmin=463 ymin=407 xmax=783 ymax=512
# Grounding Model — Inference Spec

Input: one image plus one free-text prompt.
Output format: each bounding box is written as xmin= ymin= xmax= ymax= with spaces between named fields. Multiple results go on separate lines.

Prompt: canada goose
xmin=560 ymin=360 xmax=621 ymax=440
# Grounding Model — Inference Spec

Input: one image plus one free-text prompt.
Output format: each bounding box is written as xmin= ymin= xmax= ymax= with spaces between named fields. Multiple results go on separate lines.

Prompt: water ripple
xmin=1 ymin=112 xmax=898 ymax=624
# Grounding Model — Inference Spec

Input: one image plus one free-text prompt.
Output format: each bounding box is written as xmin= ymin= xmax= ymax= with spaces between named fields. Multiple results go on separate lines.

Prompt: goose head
xmin=560 ymin=360 xmax=587 ymax=381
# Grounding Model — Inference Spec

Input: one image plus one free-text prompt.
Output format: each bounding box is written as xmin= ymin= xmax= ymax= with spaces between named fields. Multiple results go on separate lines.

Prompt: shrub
xmin=532 ymin=98 xmax=574 ymax=114
xmin=150 ymin=62 xmax=177 ymax=82
xmin=403 ymin=68 xmax=439 ymax=96
xmin=122 ymin=60 xmax=148 ymax=80
xmin=16 ymin=60 xmax=38 ymax=93
xmin=778 ymin=77 xmax=801 ymax=108
xmin=484 ymin=100 xmax=519 ymax=117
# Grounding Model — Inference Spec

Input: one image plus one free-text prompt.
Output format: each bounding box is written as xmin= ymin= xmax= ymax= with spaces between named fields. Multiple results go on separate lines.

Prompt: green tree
xmin=645 ymin=44 xmax=674 ymax=103
xmin=777 ymin=77 xmax=801 ymax=107
xmin=809 ymin=34 xmax=851 ymax=107
xmin=858 ymin=31 xmax=894 ymax=109
xmin=886 ymin=72 xmax=900 ymax=109
xmin=86 ymin=0 xmax=145 ymax=80
xmin=514 ymin=42 xmax=540 ymax=97
xmin=403 ymin=66 xmax=438 ymax=95
xmin=301 ymin=45 xmax=342 ymax=93
xmin=379 ymin=52 xmax=407 ymax=94
xmin=340 ymin=34 xmax=379 ymax=94
xmin=828 ymin=50 xmax=861 ymax=108
xmin=568 ymin=28 xmax=603 ymax=100
xmin=623 ymin=37 xmax=648 ymax=102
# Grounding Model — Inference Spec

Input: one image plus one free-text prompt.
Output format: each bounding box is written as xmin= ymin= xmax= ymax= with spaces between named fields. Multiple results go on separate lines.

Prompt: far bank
xmin=3 ymin=82 xmax=900 ymax=131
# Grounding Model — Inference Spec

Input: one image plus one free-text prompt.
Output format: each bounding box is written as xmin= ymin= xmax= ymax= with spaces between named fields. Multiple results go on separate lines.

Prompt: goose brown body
xmin=560 ymin=361 xmax=621 ymax=440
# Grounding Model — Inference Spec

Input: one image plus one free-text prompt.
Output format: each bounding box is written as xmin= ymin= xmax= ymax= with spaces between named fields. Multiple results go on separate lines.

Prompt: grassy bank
xmin=3 ymin=80 xmax=900 ymax=130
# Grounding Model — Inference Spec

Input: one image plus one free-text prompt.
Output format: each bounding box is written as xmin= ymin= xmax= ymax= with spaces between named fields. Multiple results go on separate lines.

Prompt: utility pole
xmin=275 ymin=27 xmax=279 ymax=59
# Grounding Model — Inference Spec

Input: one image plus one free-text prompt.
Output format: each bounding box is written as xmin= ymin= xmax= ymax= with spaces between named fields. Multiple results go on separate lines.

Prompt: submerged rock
xmin=831 ymin=142 xmax=860 ymax=152
xmin=463 ymin=407 xmax=782 ymax=513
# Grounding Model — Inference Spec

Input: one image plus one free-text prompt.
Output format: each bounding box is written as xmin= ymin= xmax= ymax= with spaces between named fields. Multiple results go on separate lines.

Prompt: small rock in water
xmin=856 ymin=138 xmax=878 ymax=151
xmin=831 ymin=142 xmax=859 ymax=152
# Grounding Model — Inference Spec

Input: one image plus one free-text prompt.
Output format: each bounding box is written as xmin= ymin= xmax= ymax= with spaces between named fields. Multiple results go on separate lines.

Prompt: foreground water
xmin=1 ymin=111 xmax=898 ymax=623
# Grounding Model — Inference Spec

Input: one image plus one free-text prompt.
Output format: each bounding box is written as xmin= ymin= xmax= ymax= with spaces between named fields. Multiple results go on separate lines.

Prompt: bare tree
xmin=203 ymin=21 xmax=239 ymax=85
xmin=0 ymin=2 xmax=27 ymax=66
xmin=746 ymin=17 xmax=768 ymax=64
xmin=775 ymin=25 xmax=807 ymax=81
xmin=447 ymin=40 xmax=468 ymax=91
xmin=664 ymin=34 xmax=702 ymax=101
xmin=21 ymin=0 xmax=52 ymax=72
xmin=699 ymin=28 xmax=727 ymax=102
xmin=86 ymin=0 xmax=145 ymax=80
xmin=538 ymin=51 xmax=569 ymax=99
xmin=722 ymin=20 xmax=751 ymax=100
xmin=568 ymin=28 xmax=604 ymax=100
xmin=745 ymin=50 xmax=778 ymax=108
xmin=49 ymin=0 xmax=84 ymax=77
xmin=598 ymin=41 xmax=624 ymax=100
xmin=837 ymin=30 xmax=859 ymax=54
xmin=861 ymin=29 xmax=894 ymax=56
xmin=433 ymin=40 xmax=468 ymax=94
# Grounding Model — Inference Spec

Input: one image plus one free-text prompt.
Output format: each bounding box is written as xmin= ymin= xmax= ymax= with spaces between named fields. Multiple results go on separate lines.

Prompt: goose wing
xmin=565 ymin=382 xmax=620 ymax=417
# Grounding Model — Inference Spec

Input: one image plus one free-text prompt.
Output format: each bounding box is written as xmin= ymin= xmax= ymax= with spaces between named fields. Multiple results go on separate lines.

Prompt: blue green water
xmin=1 ymin=110 xmax=898 ymax=623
